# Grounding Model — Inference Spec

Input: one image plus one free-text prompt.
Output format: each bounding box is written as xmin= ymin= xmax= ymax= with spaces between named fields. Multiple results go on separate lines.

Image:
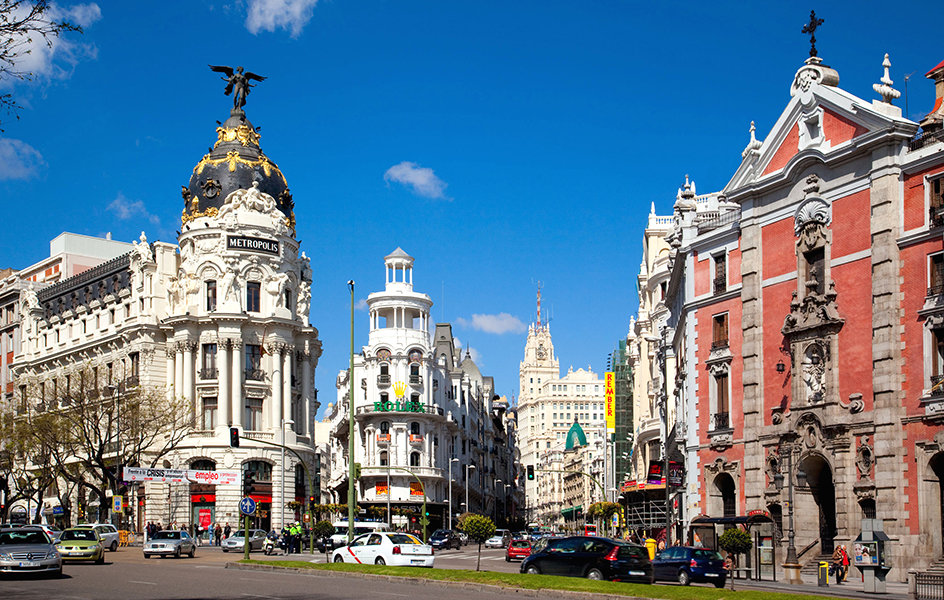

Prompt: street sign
xmin=303 ymin=513 xmax=310 ymax=522
xmin=239 ymin=497 xmax=257 ymax=516
xmin=113 ymin=496 xmax=123 ymax=513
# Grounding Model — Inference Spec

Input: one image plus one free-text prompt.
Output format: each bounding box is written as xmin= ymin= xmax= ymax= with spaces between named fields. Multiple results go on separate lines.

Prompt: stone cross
xmin=801 ymin=10 xmax=825 ymax=58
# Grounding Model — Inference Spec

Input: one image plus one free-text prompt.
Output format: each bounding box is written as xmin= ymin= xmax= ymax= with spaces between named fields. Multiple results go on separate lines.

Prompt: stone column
xmin=232 ymin=340 xmax=243 ymax=428
xmin=301 ymin=350 xmax=311 ymax=438
xmin=182 ymin=340 xmax=196 ymax=416
xmin=270 ymin=344 xmax=283 ymax=429
xmin=174 ymin=342 xmax=184 ymax=400
xmin=282 ymin=349 xmax=292 ymax=431
xmin=165 ymin=347 xmax=175 ymax=402
xmin=219 ymin=340 xmax=231 ymax=427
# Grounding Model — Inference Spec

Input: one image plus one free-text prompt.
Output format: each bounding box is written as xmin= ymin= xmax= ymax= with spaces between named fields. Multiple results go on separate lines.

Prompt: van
xmin=328 ymin=521 xmax=390 ymax=549
xmin=494 ymin=528 xmax=511 ymax=546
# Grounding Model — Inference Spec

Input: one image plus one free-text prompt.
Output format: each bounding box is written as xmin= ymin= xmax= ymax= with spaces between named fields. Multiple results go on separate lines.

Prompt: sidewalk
xmin=736 ymin=571 xmax=907 ymax=600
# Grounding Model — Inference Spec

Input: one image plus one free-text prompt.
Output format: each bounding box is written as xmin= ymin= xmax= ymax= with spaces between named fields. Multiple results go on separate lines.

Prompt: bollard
xmin=819 ymin=561 xmax=830 ymax=587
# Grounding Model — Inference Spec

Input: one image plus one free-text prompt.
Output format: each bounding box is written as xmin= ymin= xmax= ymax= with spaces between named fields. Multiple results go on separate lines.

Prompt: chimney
xmin=106 ymin=232 xmax=112 ymax=240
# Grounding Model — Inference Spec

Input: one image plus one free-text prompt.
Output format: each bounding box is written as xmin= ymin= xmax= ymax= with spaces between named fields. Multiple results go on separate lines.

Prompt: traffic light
xmin=243 ymin=471 xmax=256 ymax=497
xmin=527 ymin=465 xmax=534 ymax=480
xmin=352 ymin=462 xmax=361 ymax=480
xmin=230 ymin=427 xmax=240 ymax=448
xmin=309 ymin=495 xmax=316 ymax=511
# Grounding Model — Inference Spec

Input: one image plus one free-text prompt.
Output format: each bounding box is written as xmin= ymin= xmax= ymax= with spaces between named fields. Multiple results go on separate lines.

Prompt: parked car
xmin=0 ymin=526 xmax=62 ymax=577
xmin=428 ymin=529 xmax=461 ymax=550
xmin=74 ymin=524 xmax=119 ymax=552
xmin=651 ymin=546 xmax=726 ymax=587
xmin=520 ymin=536 xmax=653 ymax=583
xmin=330 ymin=532 xmax=434 ymax=567
xmin=39 ymin=525 xmax=62 ymax=543
xmin=484 ymin=535 xmax=506 ymax=548
xmin=56 ymin=527 xmax=104 ymax=563
xmin=457 ymin=532 xmax=469 ymax=546
xmin=221 ymin=529 xmax=267 ymax=553
xmin=505 ymin=538 xmax=532 ymax=561
xmin=143 ymin=530 xmax=197 ymax=559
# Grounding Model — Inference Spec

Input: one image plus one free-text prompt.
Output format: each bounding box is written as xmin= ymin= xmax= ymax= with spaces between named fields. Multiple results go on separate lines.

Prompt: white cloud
xmin=245 ymin=0 xmax=318 ymax=38
xmin=107 ymin=193 xmax=161 ymax=226
xmin=384 ymin=161 xmax=450 ymax=200
xmin=0 ymin=138 xmax=45 ymax=179
xmin=355 ymin=299 xmax=368 ymax=311
xmin=0 ymin=3 xmax=101 ymax=91
xmin=455 ymin=313 xmax=526 ymax=335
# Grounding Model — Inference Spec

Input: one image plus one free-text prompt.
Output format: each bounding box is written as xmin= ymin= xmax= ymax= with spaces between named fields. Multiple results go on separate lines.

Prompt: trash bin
xmin=645 ymin=538 xmax=657 ymax=560
xmin=818 ymin=561 xmax=829 ymax=587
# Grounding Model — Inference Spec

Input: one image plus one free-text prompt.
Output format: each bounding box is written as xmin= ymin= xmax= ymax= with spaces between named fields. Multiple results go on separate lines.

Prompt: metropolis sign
xmin=226 ymin=235 xmax=280 ymax=255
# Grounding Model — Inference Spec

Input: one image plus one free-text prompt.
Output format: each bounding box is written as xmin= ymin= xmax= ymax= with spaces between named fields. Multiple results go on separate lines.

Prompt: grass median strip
xmin=238 ymin=560 xmax=834 ymax=600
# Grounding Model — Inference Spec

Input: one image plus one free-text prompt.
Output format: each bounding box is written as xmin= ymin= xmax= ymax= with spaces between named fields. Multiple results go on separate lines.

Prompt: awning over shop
xmin=561 ymin=505 xmax=583 ymax=518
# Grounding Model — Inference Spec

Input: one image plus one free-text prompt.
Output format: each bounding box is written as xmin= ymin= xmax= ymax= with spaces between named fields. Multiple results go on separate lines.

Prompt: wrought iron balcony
xmin=200 ymin=368 xmax=218 ymax=380
xmin=710 ymin=339 xmax=729 ymax=350
xmin=931 ymin=375 xmax=944 ymax=397
xmin=376 ymin=433 xmax=391 ymax=444
xmin=245 ymin=368 xmax=265 ymax=381
xmin=124 ymin=375 xmax=140 ymax=388
xmin=910 ymin=129 xmax=944 ymax=152
xmin=409 ymin=434 xmax=423 ymax=444
xmin=928 ymin=282 xmax=944 ymax=297
xmin=409 ymin=375 xmax=423 ymax=386
xmin=713 ymin=412 xmax=731 ymax=430
xmin=713 ymin=275 xmax=727 ymax=295
xmin=931 ymin=205 xmax=944 ymax=229
xmin=377 ymin=374 xmax=391 ymax=386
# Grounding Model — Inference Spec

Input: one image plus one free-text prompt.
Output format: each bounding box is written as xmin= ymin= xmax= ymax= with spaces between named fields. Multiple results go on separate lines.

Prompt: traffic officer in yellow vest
xmin=290 ymin=521 xmax=302 ymax=554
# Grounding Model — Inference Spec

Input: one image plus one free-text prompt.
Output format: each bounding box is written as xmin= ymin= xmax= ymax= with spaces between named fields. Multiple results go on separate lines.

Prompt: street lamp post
xmin=503 ymin=484 xmax=511 ymax=521
xmin=449 ymin=458 xmax=459 ymax=529
xmin=645 ymin=329 xmax=671 ymax=545
xmin=774 ymin=440 xmax=806 ymax=584
xmin=280 ymin=419 xmax=294 ymax=532
xmin=465 ymin=464 xmax=475 ymax=514
xmin=347 ymin=280 xmax=356 ymax=542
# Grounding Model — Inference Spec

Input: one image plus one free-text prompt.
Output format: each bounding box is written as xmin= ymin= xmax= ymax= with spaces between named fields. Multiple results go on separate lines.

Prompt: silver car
xmin=221 ymin=529 xmax=266 ymax=553
xmin=0 ymin=527 xmax=62 ymax=577
xmin=74 ymin=524 xmax=120 ymax=552
xmin=143 ymin=530 xmax=196 ymax=559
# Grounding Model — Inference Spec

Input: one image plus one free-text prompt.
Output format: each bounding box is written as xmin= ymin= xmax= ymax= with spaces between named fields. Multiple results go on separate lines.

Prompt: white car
xmin=331 ymin=532 xmax=434 ymax=567
xmin=484 ymin=535 xmax=505 ymax=548
xmin=221 ymin=529 xmax=267 ymax=552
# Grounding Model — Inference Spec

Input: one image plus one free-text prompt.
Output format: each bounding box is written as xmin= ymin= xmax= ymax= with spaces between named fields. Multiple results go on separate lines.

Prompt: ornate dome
xmin=182 ymin=111 xmax=294 ymax=230
xmin=565 ymin=419 xmax=587 ymax=450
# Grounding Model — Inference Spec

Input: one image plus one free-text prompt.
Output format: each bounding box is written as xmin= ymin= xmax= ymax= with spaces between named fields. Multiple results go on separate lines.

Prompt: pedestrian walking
xmin=215 ymin=523 xmax=223 ymax=546
xmin=840 ymin=544 xmax=850 ymax=582
xmin=224 ymin=523 xmax=231 ymax=540
xmin=832 ymin=545 xmax=845 ymax=584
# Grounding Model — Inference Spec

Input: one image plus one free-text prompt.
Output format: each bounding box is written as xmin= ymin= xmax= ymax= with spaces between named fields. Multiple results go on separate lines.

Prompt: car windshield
xmin=153 ymin=531 xmax=181 ymax=540
xmin=388 ymin=534 xmax=421 ymax=545
xmin=694 ymin=549 xmax=723 ymax=560
xmin=430 ymin=530 xmax=449 ymax=538
xmin=510 ymin=540 xmax=530 ymax=548
xmin=233 ymin=530 xmax=247 ymax=538
xmin=60 ymin=530 xmax=97 ymax=541
xmin=0 ymin=531 xmax=49 ymax=544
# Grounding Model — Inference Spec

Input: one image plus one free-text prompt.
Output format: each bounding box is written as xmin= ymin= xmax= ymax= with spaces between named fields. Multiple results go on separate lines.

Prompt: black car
xmin=651 ymin=546 xmax=727 ymax=587
xmin=520 ymin=536 xmax=653 ymax=583
xmin=428 ymin=529 xmax=461 ymax=550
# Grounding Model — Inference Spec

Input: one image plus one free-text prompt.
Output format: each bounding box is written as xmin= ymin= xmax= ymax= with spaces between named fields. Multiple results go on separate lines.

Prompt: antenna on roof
xmin=904 ymin=71 xmax=916 ymax=119
xmin=531 ymin=278 xmax=544 ymax=328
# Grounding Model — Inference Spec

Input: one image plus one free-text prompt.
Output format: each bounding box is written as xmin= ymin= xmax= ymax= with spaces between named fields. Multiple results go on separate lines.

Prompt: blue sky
xmin=1 ymin=0 xmax=939 ymax=417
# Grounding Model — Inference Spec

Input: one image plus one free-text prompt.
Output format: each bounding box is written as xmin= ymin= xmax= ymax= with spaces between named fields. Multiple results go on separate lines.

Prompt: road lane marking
xmin=129 ymin=580 xmax=157 ymax=585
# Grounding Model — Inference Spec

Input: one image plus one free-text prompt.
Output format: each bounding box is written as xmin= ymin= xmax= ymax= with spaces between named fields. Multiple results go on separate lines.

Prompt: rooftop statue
xmin=208 ymin=65 xmax=267 ymax=111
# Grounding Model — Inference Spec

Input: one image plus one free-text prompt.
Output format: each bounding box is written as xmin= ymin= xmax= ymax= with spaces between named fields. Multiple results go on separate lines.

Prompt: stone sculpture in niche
xmin=266 ymin=272 xmax=290 ymax=308
xmin=296 ymin=280 xmax=311 ymax=325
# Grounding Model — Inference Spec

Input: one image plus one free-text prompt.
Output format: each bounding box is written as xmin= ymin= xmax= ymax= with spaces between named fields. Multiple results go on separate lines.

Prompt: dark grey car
xmin=0 ymin=527 xmax=62 ymax=577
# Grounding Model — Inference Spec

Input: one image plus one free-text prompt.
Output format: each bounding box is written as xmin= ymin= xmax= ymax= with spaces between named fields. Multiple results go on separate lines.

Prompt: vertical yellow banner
xmin=605 ymin=371 xmax=616 ymax=433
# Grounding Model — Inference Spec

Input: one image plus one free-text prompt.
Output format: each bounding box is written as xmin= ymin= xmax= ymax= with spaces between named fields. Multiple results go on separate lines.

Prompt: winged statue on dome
xmin=208 ymin=65 xmax=267 ymax=111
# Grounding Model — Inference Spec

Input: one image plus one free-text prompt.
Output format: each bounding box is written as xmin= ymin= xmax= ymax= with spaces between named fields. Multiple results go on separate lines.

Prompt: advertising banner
xmin=605 ymin=371 xmax=616 ymax=434
xmin=854 ymin=541 xmax=879 ymax=566
xmin=123 ymin=467 xmax=240 ymax=485
xmin=375 ymin=482 xmax=389 ymax=497
xmin=647 ymin=461 xmax=664 ymax=486
xmin=668 ymin=461 xmax=684 ymax=487
xmin=198 ymin=509 xmax=212 ymax=529
xmin=409 ymin=482 xmax=424 ymax=497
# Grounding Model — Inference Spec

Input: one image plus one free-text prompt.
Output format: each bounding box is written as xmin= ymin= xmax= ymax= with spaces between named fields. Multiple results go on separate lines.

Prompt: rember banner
xmin=605 ymin=371 xmax=616 ymax=433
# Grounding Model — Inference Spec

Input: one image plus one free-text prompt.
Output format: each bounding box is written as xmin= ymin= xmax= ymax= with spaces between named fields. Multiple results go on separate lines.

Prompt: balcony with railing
xmin=713 ymin=275 xmax=727 ymax=295
xmin=245 ymin=368 xmax=265 ymax=381
xmin=377 ymin=374 xmax=391 ymax=387
xmin=710 ymin=338 xmax=729 ymax=351
xmin=910 ymin=129 xmax=944 ymax=152
xmin=713 ymin=412 xmax=731 ymax=430
xmin=200 ymin=368 xmax=218 ymax=380
xmin=409 ymin=374 xmax=423 ymax=386
xmin=929 ymin=282 xmax=944 ymax=297
xmin=409 ymin=434 xmax=423 ymax=444
xmin=376 ymin=433 xmax=391 ymax=444
xmin=124 ymin=375 xmax=140 ymax=388
xmin=931 ymin=375 xmax=944 ymax=397
xmin=931 ymin=205 xmax=944 ymax=229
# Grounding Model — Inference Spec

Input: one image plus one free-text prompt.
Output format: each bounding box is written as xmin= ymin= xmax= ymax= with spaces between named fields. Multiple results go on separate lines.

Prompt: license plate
xmin=706 ymin=573 xmax=719 ymax=577
xmin=629 ymin=571 xmax=645 ymax=576
xmin=19 ymin=561 xmax=39 ymax=567
xmin=71 ymin=552 xmax=83 ymax=556
xmin=411 ymin=559 xmax=424 ymax=564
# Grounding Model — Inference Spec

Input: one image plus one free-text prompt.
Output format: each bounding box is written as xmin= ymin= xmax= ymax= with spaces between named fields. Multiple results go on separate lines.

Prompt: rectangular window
xmin=714 ymin=253 xmax=727 ymax=294
xmin=246 ymin=345 xmax=262 ymax=379
xmin=202 ymin=397 xmax=218 ymax=430
xmin=245 ymin=398 xmax=263 ymax=431
xmin=202 ymin=344 xmax=218 ymax=379
xmin=931 ymin=176 xmax=944 ymax=227
xmin=129 ymin=352 xmax=140 ymax=380
xmin=246 ymin=282 xmax=261 ymax=312
xmin=206 ymin=281 xmax=217 ymax=311
xmin=931 ymin=254 xmax=944 ymax=296
xmin=712 ymin=313 xmax=729 ymax=349
xmin=931 ymin=329 xmax=944 ymax=391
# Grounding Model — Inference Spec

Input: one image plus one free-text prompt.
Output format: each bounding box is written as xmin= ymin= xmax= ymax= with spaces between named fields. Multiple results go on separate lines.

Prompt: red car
xmin=506 ymin=539 xmax=532 ymax=562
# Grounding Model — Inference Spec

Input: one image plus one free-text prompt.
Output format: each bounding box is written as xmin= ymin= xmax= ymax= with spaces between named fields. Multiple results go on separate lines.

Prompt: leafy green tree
xmin=311 ymin=520 xmax=335 ymax=563
xmin=718 ymin=527 xmax=752 ymax=590
xmin=458 ymin=513 xmax=495 ymax=572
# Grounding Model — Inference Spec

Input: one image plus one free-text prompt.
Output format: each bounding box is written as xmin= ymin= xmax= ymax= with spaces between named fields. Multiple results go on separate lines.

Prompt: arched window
xmin=380 ymin=421 xmax=390 ymax=434
xmin=380 ymin=363 xmax=389 ymax=376
xmin=410 ymin=363 xmax=420 ymax=377
xmin=410 ymin=452 xmax=420 ymax=467
xmin=380 ymin=451 xmax=388 ymax=466
xmin=191 ymin=459 xmax=216 ymax=472
xmin=715 ymin=473 xmax=736 ymax=518
xmin=380 ymin=392 xmax=389 ymax=405
xmin=244 ymin=460 xmax=272 ymax=482
xmin=410 ymin=422 xmax=420 ymax=435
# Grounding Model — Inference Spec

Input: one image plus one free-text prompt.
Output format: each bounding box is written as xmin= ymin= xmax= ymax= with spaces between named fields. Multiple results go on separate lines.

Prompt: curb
xmin=224 ymin=562 xmax=652 ymax=600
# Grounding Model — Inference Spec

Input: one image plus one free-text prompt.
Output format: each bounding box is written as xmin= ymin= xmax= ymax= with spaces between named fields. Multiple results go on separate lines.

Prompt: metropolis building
xmin=325 ymin=249 xmax=518 ymax=529
xmin=9 ymin=95 xmax=322 ymax=533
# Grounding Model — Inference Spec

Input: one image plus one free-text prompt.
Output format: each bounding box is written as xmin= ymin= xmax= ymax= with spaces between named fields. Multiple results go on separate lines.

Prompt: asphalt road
xmin=2 ymin=545 xmax=515 ymax=600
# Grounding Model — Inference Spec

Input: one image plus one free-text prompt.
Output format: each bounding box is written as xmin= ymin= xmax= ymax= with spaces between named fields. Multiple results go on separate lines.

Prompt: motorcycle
xmin=263 ymin=531 xmax=289 ymax=556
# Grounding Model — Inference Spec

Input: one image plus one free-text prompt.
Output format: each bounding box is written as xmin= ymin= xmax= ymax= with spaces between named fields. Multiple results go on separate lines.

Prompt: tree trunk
xmin=476 ymin=543 xmax=482 ymax=571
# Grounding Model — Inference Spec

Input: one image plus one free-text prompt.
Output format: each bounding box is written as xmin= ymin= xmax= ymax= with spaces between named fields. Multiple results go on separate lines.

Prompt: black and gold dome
xmin=182 ymin=111 xmax=295 ymax=229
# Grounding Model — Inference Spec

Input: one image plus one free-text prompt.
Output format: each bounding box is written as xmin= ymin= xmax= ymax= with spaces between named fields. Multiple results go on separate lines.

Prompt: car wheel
xmin=505 ymin=557 xmax=510 ymax=562
xmin=175 ymin=547 xmax=181 ymax=559
xmin=189 ymin=546 xmax=195 ymax=558
xmin=334 ymin=555 xmax=344 ymax=563
xmin=144 ymin=554 xmax=151 ymax=559
xmin=110 ymin=541 xmax=118 ymax=552
xmin=222 ymin=549 xmax=228 ymax=553
xmin=375 ymin=557 xmax=386 ymax=565
xmin=96 ymin=552 xmax=105 ymax=564
xmin=714 ymin=580 xmax=726 ymax=588
xmin=53 ymin=567 xmax=63 ymax=579
xmin=526 ymin=565 xmax=541 ymax=575
xmin=678 ymin=570 xmax=691 ymax=586
xmin=587 ymin=568 xmax=604 ymax=581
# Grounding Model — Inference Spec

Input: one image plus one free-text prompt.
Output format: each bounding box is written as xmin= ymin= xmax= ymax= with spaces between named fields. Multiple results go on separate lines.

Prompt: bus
xmin=584 ymin=524 xmax=597 ymax=536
